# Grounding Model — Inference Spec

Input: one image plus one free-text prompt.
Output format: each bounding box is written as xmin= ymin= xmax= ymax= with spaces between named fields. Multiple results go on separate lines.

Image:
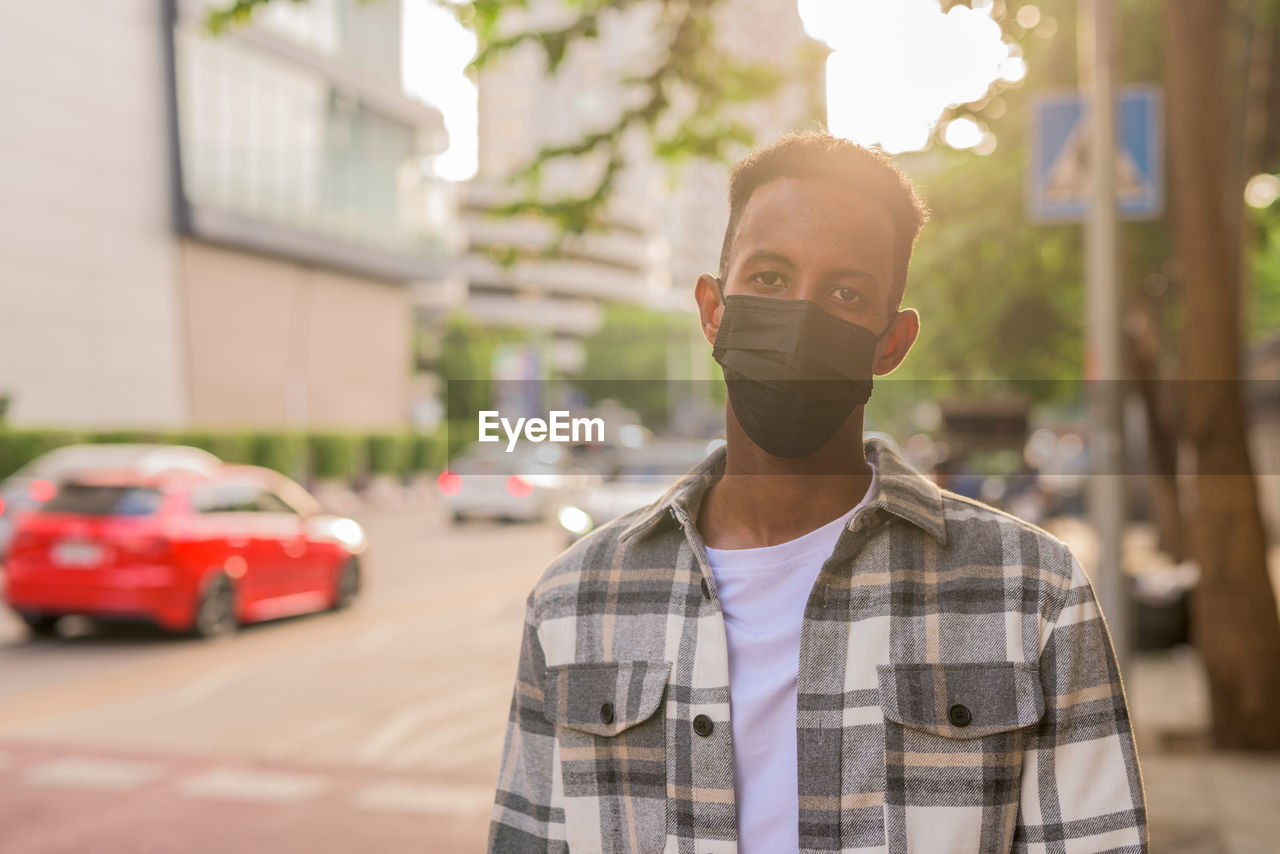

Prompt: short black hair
xmin=718 ymin=131 xmax=930 ymax=309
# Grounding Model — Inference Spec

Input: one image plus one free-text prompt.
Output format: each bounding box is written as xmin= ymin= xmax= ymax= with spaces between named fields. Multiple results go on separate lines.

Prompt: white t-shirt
xmin=703 ymin=467 xmax=878 ymax=854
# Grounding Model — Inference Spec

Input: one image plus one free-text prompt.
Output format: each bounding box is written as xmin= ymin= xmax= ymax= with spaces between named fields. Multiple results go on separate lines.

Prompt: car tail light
xmin=437 ymin=471 xmax=462 ymax=496
xmin=506 ymin=475 xmax=533 ymax=498
xmin=28 ymin=480 xmax=56 ymax=503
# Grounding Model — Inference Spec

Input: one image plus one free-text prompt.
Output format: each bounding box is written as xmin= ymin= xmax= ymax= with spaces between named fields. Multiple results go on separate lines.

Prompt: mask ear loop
xmin=714 ymin=276 xmax=725 ymax=302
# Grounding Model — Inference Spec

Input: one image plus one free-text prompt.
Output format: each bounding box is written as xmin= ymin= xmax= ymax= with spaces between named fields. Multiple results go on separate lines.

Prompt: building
xmin=0 ymin=0 xmax=453 ymax=431
xmin=458 ymin=0 xmax=669 ymax=374
xmin=458 ymin=0 xmax=822 ymax=381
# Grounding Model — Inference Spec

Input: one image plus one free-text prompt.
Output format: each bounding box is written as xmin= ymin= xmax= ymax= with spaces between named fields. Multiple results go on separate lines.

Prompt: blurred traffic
xmin=554 ymin=438 xmax=725 ymax=544
xmin=2 ymin=445 xmax=365 ymax=641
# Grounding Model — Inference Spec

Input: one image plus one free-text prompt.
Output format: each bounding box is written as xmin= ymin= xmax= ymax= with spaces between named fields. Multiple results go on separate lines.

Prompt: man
xmin=488 ymin=132 xmax=1148 ymax=854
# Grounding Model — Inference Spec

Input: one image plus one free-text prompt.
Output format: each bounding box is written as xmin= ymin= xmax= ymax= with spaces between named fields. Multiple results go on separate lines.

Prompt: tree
xmin=207 ymin=0 xmax=787 ymax=250
xmin=214 ymin=0 xmax=1280 ymax=749
xmin=1164 ymin=0 xmax=1280 ymax=749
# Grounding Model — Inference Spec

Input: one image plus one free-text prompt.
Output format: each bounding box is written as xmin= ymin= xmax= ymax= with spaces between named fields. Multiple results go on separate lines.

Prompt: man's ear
xmin=873 ymin=308 xmax=920 ymax=375
xmin=694 ymin=273 xmax=724 ymax=345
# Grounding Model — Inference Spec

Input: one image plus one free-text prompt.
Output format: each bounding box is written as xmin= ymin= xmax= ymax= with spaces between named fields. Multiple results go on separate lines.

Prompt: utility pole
xmin=1080 ymin=0 xmax=1130 ymax=672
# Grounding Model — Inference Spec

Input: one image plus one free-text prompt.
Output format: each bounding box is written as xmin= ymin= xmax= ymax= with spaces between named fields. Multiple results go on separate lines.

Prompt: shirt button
xmin=693 ymin=714 xmax=714 ymax=737
xmin=948 ymin=703 xmax=972 ymax=727
xmin=700 ymin=577 xmax=711 ymax=599
xmin=600 ymin=703 xmax=615 ymax=725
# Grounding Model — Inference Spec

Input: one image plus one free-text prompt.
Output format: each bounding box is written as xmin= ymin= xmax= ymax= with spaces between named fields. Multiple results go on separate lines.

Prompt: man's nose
xmin=789 ymin=278 xmax=826 ymax=303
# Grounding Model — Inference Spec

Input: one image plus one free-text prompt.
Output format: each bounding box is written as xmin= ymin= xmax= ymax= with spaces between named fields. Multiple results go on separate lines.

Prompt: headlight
xmin=329 ymin=518 xmax=367 ymax=551
xmin=557 ymin=505 xmax=594 ymax=536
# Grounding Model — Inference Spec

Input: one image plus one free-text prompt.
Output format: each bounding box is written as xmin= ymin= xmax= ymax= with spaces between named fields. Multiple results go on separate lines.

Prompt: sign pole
xmin=1080 ymin=0 xmax=1130 ymax=672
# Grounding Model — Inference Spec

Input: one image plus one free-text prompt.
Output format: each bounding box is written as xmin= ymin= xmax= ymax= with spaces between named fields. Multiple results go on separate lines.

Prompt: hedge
xmin=405 ymin=433 xmax=441 ymax=477
xmin=306 ymin=433 xmax=366 ymax=481
xmin=248 ymin=433 xmax=307 ymax=481
xmin=0 ymin=428 xmax=443 ymax=485
xmin=366 ymin=434 xmax=406 ymax=476
xmin=0 ymin=430 xmax=86 ymax=480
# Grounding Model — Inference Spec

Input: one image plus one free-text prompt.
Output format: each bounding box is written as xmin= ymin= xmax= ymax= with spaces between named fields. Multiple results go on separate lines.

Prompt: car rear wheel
xmin=331 ymin=557 xmax=360 ymax=611
xmin=193 ymin=573 xmax=237 ymax=640
xmin=18 ymin=612 xmax=60 ymax=638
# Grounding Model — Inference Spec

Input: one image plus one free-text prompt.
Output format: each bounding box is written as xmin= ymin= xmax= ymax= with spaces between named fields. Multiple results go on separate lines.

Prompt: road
xmin=6 ymin=503 xmax=1279 ymax=854
xmin=0 ymin=499 xmax=565 ymax=854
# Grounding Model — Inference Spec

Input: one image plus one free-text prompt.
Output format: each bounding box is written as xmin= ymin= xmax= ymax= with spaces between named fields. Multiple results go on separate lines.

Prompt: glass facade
xmin=172 ymin=1 xmax=449 ymax=262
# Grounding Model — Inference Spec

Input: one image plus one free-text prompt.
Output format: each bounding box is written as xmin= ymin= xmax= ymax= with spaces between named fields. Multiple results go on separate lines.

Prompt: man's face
xmin=726 ymin=177 xmax=896 ymax=327
xmin=697 ymin=177 xmax=918 ymax=374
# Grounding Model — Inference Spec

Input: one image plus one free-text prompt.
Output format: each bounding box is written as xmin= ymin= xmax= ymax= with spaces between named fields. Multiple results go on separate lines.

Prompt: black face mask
xmin=711 ymin=286 xmax=891 ymax=458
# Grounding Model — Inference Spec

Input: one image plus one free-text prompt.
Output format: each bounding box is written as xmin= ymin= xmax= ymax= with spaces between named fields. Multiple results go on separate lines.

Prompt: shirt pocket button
xmin=600 ymin=702 xmax=615 ymax=725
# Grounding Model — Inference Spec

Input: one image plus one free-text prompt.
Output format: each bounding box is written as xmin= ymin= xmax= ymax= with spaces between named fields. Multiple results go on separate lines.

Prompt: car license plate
xmin=52 ymin=541 xmax=105 ymax=567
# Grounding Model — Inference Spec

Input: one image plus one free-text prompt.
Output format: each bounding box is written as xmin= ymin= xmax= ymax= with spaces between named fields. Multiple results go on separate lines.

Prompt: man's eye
xmin=831 ymin=286 xmax=863 ymax=303
xmin=751 ymin=272 xmax=787 ymax=289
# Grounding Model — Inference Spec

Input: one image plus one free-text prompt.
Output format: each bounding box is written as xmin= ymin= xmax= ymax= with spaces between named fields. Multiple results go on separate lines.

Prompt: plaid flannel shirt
xmin=489 ymin=438 xmax=1148 ymax=854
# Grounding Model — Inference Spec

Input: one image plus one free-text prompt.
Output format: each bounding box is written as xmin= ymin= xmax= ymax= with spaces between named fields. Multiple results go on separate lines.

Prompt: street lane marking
xmin=157 ymin=667 xmax=240 ymax=711
xmin=0 ymin=585 xmax=525 ymax=734
xmin=355 ymin=678 xmax=511 ymax=765
xmin=178 ymin=767 xmax=328 ymax=803
xmin=356 ymin=702 xmax=440 ymax=763
xmin=385 ymin=708 xmax=508 ymax=770
xmin=25 ymin=756 xmax=162 ymax=791
xmin=353 ymin=780 xmax=493 ymax=815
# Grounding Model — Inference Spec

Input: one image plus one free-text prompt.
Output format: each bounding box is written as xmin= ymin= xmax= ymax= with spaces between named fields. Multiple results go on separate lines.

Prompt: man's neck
xmin=696 ymin=416 xmax=874 ymax=550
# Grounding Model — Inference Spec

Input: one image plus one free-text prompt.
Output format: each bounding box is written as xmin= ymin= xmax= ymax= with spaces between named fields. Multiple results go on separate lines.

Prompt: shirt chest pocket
xmin=543 ymin=660 xmax=671 ymax=854
xmin=876 ymin=662 xmax=1046 ymax=854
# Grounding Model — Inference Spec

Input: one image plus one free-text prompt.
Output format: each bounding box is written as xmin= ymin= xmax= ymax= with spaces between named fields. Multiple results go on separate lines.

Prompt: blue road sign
xmin=1029 ymin=86 xmax=1163 ymax=222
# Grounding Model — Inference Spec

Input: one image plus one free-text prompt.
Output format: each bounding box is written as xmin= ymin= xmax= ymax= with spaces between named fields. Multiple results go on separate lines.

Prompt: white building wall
xmin=0 ymin=0 xmax=187 ymax=427
xmin=659 ymin=0 xmax=819 ymax=298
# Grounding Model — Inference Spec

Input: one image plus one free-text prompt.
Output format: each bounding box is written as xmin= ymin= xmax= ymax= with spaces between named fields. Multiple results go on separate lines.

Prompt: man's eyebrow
xmin=741 ymin=249 xmax=798 ymax=269
xmin=741 ymin=249 xmax=882 ymax=289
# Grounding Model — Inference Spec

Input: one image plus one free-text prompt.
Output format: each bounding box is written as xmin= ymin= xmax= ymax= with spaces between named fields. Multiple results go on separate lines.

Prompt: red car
xmin=3 ymin=465 xmax=365 ymax=639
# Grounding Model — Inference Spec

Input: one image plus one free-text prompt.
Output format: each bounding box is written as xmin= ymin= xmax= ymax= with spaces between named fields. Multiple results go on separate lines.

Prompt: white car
xmin=439 ymin=443 xmax=590 ymax=524
xmin=556 ymin=439 xmax=724 ymax=543
xmin=0 ymin=444 xmax=221 ymax=558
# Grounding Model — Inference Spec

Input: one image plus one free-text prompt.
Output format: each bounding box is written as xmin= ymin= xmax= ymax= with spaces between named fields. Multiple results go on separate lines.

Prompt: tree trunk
xmin=1165 ymin=0 xmax=1280 ymax=750
xmin=1124 ymin=292 xmax=1184 ymax=561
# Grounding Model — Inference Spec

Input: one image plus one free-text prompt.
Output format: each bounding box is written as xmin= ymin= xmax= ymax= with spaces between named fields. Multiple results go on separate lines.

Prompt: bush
xmin=405 ymin=432 xmax=441 ymax=475
xmin=248 ymin=432 xmax=307 ymax=480
xmin=308 ymin=433 xmax=365 ymax=482
xmin=0 ymin=430 xmax=86 ymax=479
xmin=367 ymin=434 xmax=406 ymax=476
xmin=89 ymin=429 xmax=168 ymax=445
xmin=0 ymin=427 xmax=421 ymax=488
xmin=445 ymin=418 xmax=477 ymax=462
xmin=175 ymin=431 xmax=253 ymax=465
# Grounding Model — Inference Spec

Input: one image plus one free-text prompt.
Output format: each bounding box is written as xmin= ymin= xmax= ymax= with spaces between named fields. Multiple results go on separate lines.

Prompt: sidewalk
xmin=1042 ymin=519 xmax=1280 ymax=852
xmin=1128 ymin=647 xmax=1280 ymax=853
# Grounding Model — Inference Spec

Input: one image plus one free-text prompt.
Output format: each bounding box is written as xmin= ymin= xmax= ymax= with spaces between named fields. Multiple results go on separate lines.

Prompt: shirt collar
xmin=618 ymin=436 xmax=947 ymax=545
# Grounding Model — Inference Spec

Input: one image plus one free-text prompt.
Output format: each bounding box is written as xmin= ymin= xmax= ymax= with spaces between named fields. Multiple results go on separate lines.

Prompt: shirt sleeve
xmin=487 ymin=591 xmax=568 ymax=853
xmin=1014 ymin=554 xmax=1149 ymax=853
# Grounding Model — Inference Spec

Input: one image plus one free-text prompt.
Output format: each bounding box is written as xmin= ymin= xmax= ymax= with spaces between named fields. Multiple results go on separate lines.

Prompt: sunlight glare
xmin=402 ymin=0 xmax=479 ymax=181
xmin=943 ymin=117 xmax=984 ymax=149
xmin=798 ymin=0 xmax=1020 ymax=153
xmin=1245 ymin=174 xmax=1280 ymax=209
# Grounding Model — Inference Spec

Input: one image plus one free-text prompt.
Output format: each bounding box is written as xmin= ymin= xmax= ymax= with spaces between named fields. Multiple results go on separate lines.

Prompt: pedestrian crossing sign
xmin=1029 ymin=86 xmax=1163 ymax=222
